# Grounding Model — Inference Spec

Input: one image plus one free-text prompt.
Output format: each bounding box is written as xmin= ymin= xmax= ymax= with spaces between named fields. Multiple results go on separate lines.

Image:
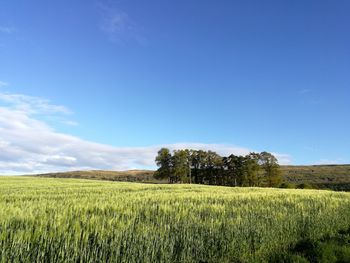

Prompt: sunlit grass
xmin=1 ymin=177 xmax=350 ymax=262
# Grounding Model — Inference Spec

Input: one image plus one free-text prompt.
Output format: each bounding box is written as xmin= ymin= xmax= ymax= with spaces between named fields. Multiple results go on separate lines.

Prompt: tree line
xmin=154 ymin=148 xmax=282 ymax=187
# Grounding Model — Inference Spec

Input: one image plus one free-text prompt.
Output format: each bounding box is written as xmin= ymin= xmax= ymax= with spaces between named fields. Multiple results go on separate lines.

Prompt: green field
xmin=37 ymin=170 xmax=158 ymax=183
xmin=1 ymin=177 xmax=350 ymax=262
xmin=282 ymin=165 xmax=350 ymax=190
xmin=34 ymin=164 xmax=350 ymax=191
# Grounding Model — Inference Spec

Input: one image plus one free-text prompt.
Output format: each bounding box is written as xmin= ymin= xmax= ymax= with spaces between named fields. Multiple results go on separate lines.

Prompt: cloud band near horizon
xmin=0 ymin=89 xmax=292 ymax=175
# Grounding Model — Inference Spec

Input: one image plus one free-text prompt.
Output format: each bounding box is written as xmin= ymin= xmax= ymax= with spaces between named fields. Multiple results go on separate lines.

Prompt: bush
xmin=297 ymin=183 xmax=315 ymax=189
xmin=280 ymin=182 xmax=297 ymax=189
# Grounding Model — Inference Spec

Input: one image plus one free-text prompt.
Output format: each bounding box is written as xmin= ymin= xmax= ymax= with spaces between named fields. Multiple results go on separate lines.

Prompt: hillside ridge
xmin=32 ymin=164 xmax=350 ymax=190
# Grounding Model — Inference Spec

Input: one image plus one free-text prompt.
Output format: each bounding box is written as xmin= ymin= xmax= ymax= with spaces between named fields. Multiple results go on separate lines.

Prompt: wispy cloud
xmin=98 ymin=2 xmax=145 ymax=44
xmin=0 ymin=90 xmax=292 ymax=174
xmin=298 ymin=89 xmax=311 ymax=95
xmin=0 ymin=91 xmax=71 ymax=115
xmin=62 ymin=120 xmax=79 ymax=126
xmin=0 ymin=26 xmax=16 ymax=34
xmin=0 ymin=81 xmax=8 ymax=88
xmin=297 ymin=88 xmax=322 ymax=105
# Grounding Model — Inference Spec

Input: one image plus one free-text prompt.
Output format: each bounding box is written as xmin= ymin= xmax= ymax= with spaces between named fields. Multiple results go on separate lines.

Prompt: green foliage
xmin=245 ymin=153 xmax=261 ymax=186
xmin=33 ymin=164 xmax=350 ymax=191
xmin=290 ymin=255 xmax=310 ymax=263
xmin=270 ymin=253 xmax=310 ymax=263
xmin=36 ymin=170 xmax=158 ymax=182
xmin=297 ymin=183 xmax=315 ymax=189
xmin=280 ymin=182 xmax=297 ymax=189
xmin=155 ymin=148 xmax=282 ymax=188
xmin=154 ymin=148 xmax=172 ymax=180
xmin=281 ymin=165 xmax=350 ymax=191
xmin=1 ymin=177 xmax=350 ymax=262
xmin=172 ymin=149 xmax=191 ymax=183
xmin=287 ymin=231 xmax=350 ymax=263
xmin=260 ymin=152 xmax=282 ymax=187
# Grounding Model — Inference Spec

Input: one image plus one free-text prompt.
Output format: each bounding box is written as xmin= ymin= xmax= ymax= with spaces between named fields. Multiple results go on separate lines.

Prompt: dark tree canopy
xmin=259 ymin=152 xmax=282 ymax=187
xmin=154 ymin=148 xmax=172 ymax=180
xmin=154 ymin=148 xmax=282 ymax=187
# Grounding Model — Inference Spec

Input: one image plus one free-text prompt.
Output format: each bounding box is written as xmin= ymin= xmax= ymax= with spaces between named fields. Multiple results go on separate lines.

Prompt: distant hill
xmin=36 ymin=170 xmax=162 ymax=183
xmin=34 ymin=165 xmax=350 ymax=190
xmin=282 ymin=164 xmax=350 ymax=191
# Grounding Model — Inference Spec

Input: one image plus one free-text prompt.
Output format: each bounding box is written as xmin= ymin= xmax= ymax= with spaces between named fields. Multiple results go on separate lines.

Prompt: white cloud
xmin=61 ymin=120 xmax=78 ymax=126
xmin=0 ymin=91 xmax=292 ymax=174
xmin=0 ymin=91 xmax=71 ymax=115
xmin=272 ymin=153 xmax=292 ymax=166
xmin=0 ymin=26 xmax=15 ymax=34
xmin=101 ymin=10 xmax=131 ymax=34
xmin=0 ymin=81 xmax=8 ymax=88
xmin=98 ymin=3 xmax=144 ymax=44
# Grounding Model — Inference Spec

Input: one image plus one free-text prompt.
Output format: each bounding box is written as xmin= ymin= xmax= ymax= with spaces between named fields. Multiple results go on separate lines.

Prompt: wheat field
xmin=1 ymin=177 xmax=350 ymax=262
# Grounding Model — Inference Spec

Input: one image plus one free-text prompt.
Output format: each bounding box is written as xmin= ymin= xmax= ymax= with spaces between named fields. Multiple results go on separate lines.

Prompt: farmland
xmin=1 ymin=177 xmax=350 ymax=262
xmin=35 ymin=164 xmax=350 ymax=191
xmin=282 ymin=165 xmax=350 ymax=190
xmin=36 ymin=169 xmax=158 ymax=183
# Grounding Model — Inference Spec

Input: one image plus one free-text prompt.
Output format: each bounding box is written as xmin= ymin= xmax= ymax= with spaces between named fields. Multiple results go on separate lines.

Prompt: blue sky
xmin=0 ymin=0 xmax=349 ymax=173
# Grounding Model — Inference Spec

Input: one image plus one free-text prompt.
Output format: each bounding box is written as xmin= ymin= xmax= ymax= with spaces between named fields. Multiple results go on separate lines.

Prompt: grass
xmin=34 ymin=164 xmax=350 ymax=191
xmin=36 ymin=169 xmax=161 ymax=183
xmin=1 ymin=177 xmax=350 ymax=262
xmin=282 ymin=164 xmax=350 ymax=190
xmin=272 ymin=229 xmax=350 ymax=262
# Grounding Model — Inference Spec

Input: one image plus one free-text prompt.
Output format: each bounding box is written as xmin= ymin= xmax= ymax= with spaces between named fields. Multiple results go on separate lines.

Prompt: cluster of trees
xmin=154 ymin=148 xmax=282 ymax=187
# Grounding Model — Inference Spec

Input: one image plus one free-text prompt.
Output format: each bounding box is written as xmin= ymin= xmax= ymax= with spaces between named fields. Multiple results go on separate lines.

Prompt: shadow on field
xmin=269 ymin=229 xmax=350 ymax=263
